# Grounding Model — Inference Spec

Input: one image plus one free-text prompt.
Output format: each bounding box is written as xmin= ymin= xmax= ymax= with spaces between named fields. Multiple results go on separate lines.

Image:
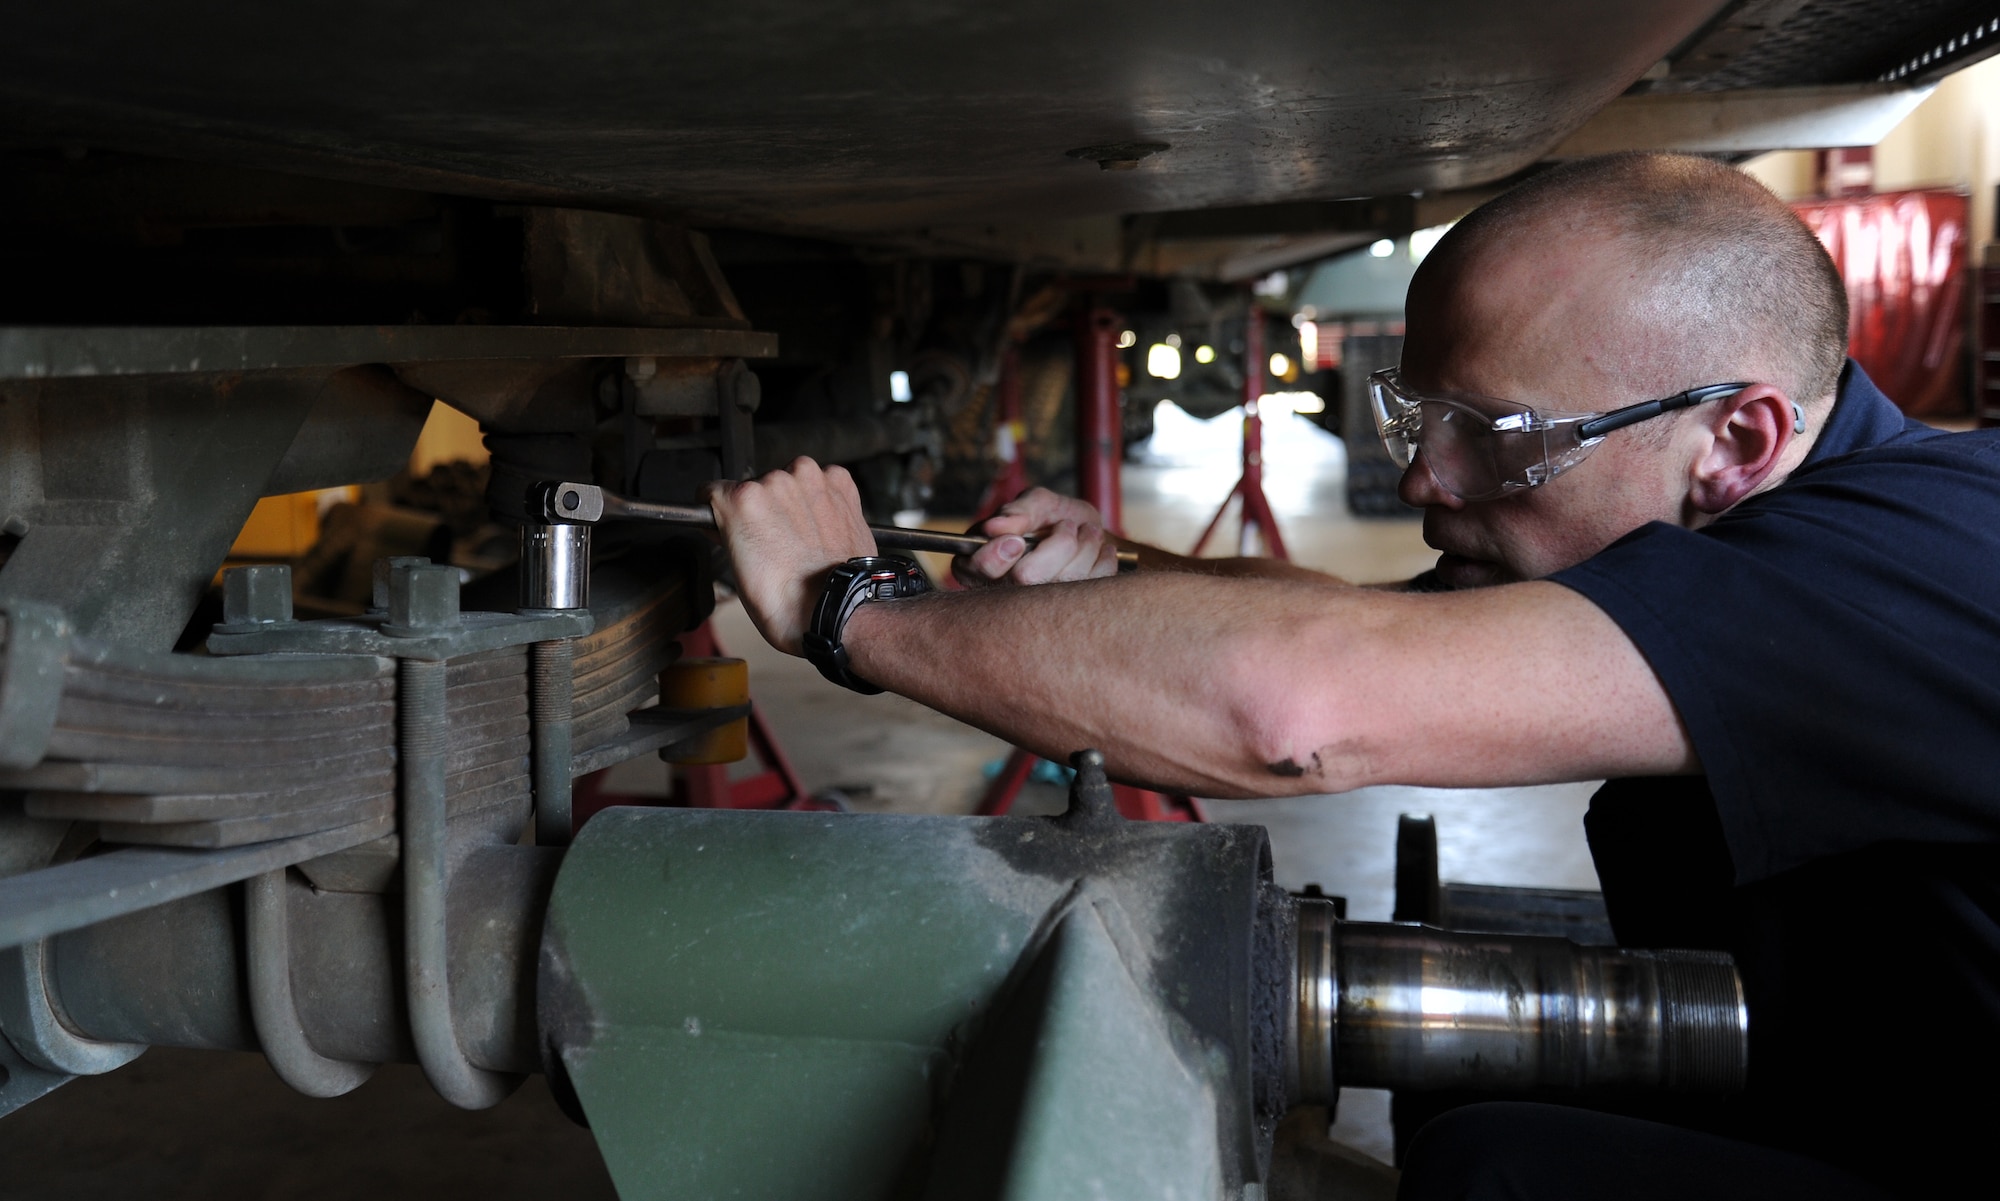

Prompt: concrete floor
xmin=0 ymin=406 xmax=1602 ymax=1193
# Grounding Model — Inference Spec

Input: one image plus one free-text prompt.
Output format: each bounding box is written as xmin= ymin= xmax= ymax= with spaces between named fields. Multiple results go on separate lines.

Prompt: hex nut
xmin=372 ymin=556 xmax=434 ymax=613
xmin=222 ymin=565 xmax=294 ymax=626
xmin=723 ymin=359 xmax=761 ymax=414
xmin=388 ymin=563 xmax=461 ymax=633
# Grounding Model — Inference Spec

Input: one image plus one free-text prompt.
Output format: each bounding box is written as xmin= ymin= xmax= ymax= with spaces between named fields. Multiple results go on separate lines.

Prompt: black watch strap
xmin=802 ymin=556 xmax=929 ymax=694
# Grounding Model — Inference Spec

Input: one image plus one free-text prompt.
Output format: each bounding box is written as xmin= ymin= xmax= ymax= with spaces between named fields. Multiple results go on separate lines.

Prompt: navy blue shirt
xmin=1551 ymin=364 xmax=2000 ymax=1193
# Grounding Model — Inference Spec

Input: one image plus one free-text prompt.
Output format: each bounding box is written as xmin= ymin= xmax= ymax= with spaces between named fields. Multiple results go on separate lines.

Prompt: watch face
xmin=807 ymin=556 xmax=925 ymax=695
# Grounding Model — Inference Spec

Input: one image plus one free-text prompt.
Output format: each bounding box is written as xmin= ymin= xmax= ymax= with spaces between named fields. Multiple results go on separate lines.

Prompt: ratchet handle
xmin=534 ymin=481 xmax=1138 ymax=569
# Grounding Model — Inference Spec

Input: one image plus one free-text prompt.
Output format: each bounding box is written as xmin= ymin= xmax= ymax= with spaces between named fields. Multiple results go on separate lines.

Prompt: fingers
xmin=958 ymin=520 xmax=1116 ymax=586
xmin=956 ymin=488 xmax=1118 ymax=587
xmin=1007 ymin=520 xmax=1081 ymax=585
xmin=1050 ymin=522 xmax=1120 ymax=582
xmin=974 ymin=488 xmax=1103 ymax=537
xmin=1090 ymin=535 xmax=1123 ymax=579
xmin=706 ymin=458 xmax=877 ymax=656
xmin=809 ymin=462 xmax=876 ymax=551
xmin=713 ymin=458 xmax=869 ymax=549
xmin=954 ymin=533 xmax=1030 ymax=586
xmin=1019 ymin=521 xmax=1107 ymax=585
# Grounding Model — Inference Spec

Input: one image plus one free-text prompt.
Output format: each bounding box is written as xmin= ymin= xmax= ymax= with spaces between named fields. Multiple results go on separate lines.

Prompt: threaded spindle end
xmin=1647 ymin=949 xmax=1747 ymax=1091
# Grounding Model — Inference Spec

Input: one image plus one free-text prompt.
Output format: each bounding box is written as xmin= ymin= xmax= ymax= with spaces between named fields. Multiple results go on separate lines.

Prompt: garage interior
xmin=1 ymin=3 xmax=1997 ymax=1198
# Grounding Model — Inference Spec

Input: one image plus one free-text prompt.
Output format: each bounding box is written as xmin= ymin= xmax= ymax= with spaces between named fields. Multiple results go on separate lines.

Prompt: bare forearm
xmin=842 ymin=572 xmax=1370 ymax=797
xmin=839 ymin=574 xmax=1696 ymax=798
xmin=1124 ymin=539 xmax=1346 ymax=583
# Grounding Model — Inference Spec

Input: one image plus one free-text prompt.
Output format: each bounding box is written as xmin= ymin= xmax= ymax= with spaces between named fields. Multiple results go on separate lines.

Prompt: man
xmin=708 ymin=154 xmax=2000 ymax=1198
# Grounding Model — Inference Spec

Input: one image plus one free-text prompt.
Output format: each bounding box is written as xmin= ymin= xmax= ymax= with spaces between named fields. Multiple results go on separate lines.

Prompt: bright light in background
xmin=1369 ymin=238 xmax=1395 ymax=258
xmin=1116 ymin=329 xmax=1137 ymax=349
xmin=889 ymin=370 xmax=912 ymax=402
xmin=1194 ymin=344 xmax=1216 ymax=364
xmin=1298 ymin=322 xmax=1318 ymax=368
xmin=1164 ymin=332 xmax=1183 ymax=348
xmin=1253 ymin=270 xmax=1289 ymax=297
xmin=1264 ymin=390 xmax=1325 ymax=415
xmin=1269 ymin=352 xmax=1292 ymax=378
xmin=1135 ymin=398 xmax=1343 ymax=514
xmin=1146 ymin=343 xmax=1183 ymax=380
xmin=1409 ymin=222 xmax=1455 ymax=263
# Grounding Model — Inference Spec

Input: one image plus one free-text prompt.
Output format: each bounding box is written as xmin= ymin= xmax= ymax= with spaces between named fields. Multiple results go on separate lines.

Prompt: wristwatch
xmin=803 ymin=556 xmax=929 ymax=694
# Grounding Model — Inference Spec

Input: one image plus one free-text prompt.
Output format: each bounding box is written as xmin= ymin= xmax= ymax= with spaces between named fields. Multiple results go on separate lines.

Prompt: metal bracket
xmin=0 ymin=603 xmax=69 ymax=770
xmin=207 ymin=558 xmax=591 ymax=660
xmin=206 ymin=608 xmax=591 ymax=661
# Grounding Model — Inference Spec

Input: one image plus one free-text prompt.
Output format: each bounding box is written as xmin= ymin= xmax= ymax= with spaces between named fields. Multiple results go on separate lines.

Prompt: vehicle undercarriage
xmin=0 ymin=2 xmax=1988 ymax=1195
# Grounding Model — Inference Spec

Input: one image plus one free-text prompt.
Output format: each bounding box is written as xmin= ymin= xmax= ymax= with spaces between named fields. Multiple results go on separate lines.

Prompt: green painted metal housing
xmin=540 ymin=785 xmax=1286 ymax=1201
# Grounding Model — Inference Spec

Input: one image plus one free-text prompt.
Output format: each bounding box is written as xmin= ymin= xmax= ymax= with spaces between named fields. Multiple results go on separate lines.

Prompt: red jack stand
xmin=976 ymin=302 xmax=1201 ymax=823
xmin=571 ymin=618 xmax=832 ymax=831
xmin=1191 ymin=299 xmax=1289 ymax=561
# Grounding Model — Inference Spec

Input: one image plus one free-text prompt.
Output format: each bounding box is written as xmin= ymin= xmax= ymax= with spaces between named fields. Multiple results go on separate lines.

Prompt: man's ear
xmin=1686 ymin=384 xmax=1796 ymax=515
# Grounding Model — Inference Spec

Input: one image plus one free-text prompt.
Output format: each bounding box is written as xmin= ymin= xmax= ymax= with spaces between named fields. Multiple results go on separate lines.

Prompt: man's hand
xmin=706 ymin=458 xmax=876 ymax=655
xmin=953 ymin=487 xmax=1122 ymax=587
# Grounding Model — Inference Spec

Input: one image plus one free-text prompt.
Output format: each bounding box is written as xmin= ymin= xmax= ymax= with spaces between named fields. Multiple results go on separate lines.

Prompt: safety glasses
xmin=1368 ymin=369 xmax=1749 ymax=502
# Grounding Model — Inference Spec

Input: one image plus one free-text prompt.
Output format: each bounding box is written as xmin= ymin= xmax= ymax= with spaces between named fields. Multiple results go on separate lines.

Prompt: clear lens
xmin=1422 ymin=396 xmax=1545 ymax=500
xmin=1368 ymin=370 xmax=1419 ymax=469
xmin=1368 ymin=369 xmax=1602 ymax=502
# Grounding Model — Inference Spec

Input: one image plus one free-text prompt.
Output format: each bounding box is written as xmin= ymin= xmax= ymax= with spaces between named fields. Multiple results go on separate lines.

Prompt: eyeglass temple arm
xmin=1574 ymin=383 xmax=1749 ymax=441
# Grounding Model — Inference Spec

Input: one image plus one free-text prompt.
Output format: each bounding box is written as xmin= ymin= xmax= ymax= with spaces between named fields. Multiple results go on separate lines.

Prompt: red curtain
xmin=1792 ymin=189 xmax=1968 ymax=417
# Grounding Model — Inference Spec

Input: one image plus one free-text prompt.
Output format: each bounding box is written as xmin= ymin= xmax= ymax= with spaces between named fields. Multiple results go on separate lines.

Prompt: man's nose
xmin=1397 ymin=450 xmax=1462 ymax=510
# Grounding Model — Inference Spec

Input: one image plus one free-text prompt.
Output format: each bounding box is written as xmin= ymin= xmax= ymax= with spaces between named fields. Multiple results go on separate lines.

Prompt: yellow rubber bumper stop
xmin=658 ymin=657 xmax=750 ymax=765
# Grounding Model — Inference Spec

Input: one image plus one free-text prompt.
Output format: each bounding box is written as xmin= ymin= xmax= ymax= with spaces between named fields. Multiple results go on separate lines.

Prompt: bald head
xmin=1410 ymin=153 xmax=1849 ymax=409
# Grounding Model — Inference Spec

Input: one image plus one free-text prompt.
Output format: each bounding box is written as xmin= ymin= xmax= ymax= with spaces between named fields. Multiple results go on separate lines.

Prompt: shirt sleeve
xmin=1549 ymin=436 xmax=2000 ymax=884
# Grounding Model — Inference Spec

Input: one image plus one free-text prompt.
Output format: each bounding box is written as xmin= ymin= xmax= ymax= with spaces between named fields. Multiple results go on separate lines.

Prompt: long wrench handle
xmin=538 ymin=483 xmax=1139 ymax=568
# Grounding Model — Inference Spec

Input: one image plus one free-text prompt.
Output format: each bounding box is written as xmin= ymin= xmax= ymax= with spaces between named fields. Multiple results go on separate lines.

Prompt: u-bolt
xmin=245 ymin=869 xmax=375 ymax=1097
xmin=401 ymin=657 xmax=520 ymax=1108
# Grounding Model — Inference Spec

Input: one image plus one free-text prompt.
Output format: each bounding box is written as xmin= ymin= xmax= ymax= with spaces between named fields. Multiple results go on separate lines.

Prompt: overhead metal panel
xmin=0 ymin=1 xmax=1722 ymax=237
